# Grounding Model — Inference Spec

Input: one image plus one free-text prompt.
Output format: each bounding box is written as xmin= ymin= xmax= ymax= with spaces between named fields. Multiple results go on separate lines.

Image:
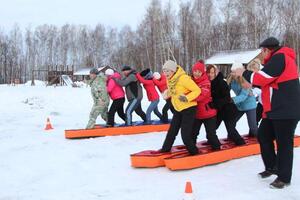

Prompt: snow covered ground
xmin=0 ymin=84 xmax=299 ymax=200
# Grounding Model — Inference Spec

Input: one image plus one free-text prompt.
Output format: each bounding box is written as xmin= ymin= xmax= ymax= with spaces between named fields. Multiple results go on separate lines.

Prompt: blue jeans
xmin=125 ymin=98 xmax=146 ymax=125
xmin=146 ymin=99 xmax=162 ymax=123
xmin=235 ymin=108 xmax=258 ymax=136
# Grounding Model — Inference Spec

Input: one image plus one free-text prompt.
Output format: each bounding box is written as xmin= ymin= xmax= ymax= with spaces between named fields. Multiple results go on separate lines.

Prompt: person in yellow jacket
xmin=160 ymin=60 xmax=201 ymax=155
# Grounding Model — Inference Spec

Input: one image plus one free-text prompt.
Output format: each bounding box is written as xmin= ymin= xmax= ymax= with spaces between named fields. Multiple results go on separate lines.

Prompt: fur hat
xmin=231 ymin=62 xmax=244 ymax=71
xmin=153 ymin=72 xmax=161 ymax=80
xmin=105 ymin=68 xmax=114 ymax=76
xmin=162 ymin=60 xmax=177 ymax=72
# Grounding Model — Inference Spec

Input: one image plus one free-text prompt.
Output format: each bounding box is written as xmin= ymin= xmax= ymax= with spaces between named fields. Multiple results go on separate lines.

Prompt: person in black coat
xmin=206 ymin=64 xmax=245 ymax=145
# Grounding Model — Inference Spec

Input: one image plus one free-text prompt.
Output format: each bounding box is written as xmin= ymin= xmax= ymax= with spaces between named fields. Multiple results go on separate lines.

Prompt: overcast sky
xmin=0 ymin=0 xmax=182 ymax=31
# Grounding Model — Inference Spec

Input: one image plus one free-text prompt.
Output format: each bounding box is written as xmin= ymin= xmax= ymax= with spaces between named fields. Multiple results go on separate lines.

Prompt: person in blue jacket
xmin=228 ymin=62 xmax=258 ymax=137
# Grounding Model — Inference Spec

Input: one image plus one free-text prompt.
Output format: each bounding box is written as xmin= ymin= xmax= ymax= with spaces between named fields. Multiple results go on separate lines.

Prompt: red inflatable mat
xmin=131 ymin=135 xmax=300 ymax=170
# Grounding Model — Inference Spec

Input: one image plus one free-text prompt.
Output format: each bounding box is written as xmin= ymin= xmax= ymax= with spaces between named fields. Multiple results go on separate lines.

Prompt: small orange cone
xmin=45 ymin=117 xmax=53 ymax=130
xmin=183 ymin=181 xmax=195 ymax=200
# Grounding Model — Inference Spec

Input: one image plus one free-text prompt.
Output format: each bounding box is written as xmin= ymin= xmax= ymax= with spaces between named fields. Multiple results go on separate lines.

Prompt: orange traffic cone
xmin=45 ymin=117 xmax=53 ymax=130
xmin=183 ymin=181 xmax=195 ymax=200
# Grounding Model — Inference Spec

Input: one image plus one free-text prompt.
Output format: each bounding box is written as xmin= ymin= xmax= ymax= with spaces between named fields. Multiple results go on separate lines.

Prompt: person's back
xmin=136 ymin=69 xmax=162 ymax=124
xmin=86 ymin=69 xmax=109 ymax=129
xmin=90 ymin=74 xmax=109 ymax=105
xmin=210 ymin=72 xmax=232 ymax=111
xmin=153 ymin=73 xmax=167 ymax=93
xmin=113 ymin=66 xmax=146 ymax=125
xmin=230 ymin=80 xmax=256 ymax=112
xmin=153 ymin=72 xmax=173 ymax=123
xmin=136 ymin=69 xmax=159 ymax=101
xmin=105 ymin=69 xmax=126 ymax=127
xmin=106 ymin=72 xmax=125 ymax=100
xmin=122 ymin=71 xmax=143 ymax=101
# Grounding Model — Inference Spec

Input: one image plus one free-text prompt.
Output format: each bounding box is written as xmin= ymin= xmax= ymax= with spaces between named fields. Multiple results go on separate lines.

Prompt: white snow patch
xmin=0 ymin=84 xmax=299 ymax=200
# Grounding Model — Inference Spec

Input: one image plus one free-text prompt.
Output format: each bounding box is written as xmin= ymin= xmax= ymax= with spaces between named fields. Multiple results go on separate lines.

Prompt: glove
xmin=178 ymin=95 xmax=188 ymax=102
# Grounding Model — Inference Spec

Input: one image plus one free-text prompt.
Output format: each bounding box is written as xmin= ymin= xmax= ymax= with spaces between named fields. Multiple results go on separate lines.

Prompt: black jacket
xmin=243 ymin=47 xmax=300 ymax=119
xmin=211 ymin=72 xmax=238 ymax=120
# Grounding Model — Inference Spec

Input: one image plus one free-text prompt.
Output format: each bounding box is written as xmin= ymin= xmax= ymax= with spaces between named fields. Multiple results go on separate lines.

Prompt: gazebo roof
xmin=206 ymin=49 xmax=261 ymax=65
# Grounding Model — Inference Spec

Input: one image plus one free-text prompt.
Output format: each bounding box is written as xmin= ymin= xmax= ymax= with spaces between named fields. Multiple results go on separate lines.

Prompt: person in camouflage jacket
xmin=86 ymin=68 xmax=110 ymax=129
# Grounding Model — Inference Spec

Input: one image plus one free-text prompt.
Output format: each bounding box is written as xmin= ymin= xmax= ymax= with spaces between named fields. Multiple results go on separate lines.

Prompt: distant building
xmin=205 ymin=49 xmax=262 ymax=77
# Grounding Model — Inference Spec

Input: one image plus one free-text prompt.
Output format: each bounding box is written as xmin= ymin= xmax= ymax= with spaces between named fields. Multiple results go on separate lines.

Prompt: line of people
xmin=86 ymin=65 xmax=174 ymax=129
xmin=86 ymin=59 xmax=261 ymax=150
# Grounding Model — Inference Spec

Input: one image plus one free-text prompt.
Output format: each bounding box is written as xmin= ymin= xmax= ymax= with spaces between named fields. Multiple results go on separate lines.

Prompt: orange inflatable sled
xmin=131 ymin=135 xmax=300 ymax=171
xmin=65 ymin=123 xmax=170 ymax=139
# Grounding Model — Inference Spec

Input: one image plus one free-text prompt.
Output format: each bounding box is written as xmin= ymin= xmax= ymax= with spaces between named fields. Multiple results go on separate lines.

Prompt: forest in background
xmin=0 ymin=0 xmax=299 ymax=83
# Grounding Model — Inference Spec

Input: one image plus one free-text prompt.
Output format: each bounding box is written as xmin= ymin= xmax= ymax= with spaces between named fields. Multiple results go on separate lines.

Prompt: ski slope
xmin=0 ymin=84 xmax=299 ymax=200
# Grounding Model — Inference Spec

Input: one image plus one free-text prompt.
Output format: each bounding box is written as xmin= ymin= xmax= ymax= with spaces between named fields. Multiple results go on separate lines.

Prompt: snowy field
xmin=0 ymin=83 xmax=300 ymax=200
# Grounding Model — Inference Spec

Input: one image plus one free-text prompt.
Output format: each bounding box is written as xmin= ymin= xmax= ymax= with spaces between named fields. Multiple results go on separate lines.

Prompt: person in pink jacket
xmin=136 ymin=68 xmax=163 ymax=124
xmin=153 ymin=72 xmax=174 ymax=123
xmin=191 ymin=60 xmax=221 ymax=150
xmin=105 ymin=68 xmax=126 ymax=127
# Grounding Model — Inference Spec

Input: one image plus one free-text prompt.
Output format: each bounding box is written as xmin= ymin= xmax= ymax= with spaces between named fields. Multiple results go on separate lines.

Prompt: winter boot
xmin=258 ymin=168 xmax=277 ymax=178
xmin=270 ymin=178 xmax=290 ymax=189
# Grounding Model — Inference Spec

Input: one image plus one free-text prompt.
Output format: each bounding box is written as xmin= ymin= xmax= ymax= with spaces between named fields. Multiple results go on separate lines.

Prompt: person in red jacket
xmin=136 ymin=68 xmax=163 ymax=124
xmin=153 ymin=72 xmax=174 ymax=123
xmin=105 ymin=68 xmax=126 ymax=126
xmin=232 ymin=37 xmax=300 ymax=189
xmin=191 ymin=60 xmax=221 ymax=150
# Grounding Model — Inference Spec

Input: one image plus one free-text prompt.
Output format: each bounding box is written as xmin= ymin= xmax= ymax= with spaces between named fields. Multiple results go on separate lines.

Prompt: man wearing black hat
xmin=232 ymin=37 xmax=300 ymax=189
xmin=113 ymin=65 xmax=146 ymax=125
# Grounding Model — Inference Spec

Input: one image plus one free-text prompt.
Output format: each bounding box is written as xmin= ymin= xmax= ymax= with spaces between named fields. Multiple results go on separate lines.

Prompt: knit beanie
xmin=153 ymin=72 xmax=161 ymax=80
xmin=162 ymin=60 xmax=177 ymax=72
xmin=231 ymin=61 xmax=244 ymax=71
xmin=192 ymin=60 xmax=205 ymax=73
xmin=105 ymin=68 xmax=114 ymax=76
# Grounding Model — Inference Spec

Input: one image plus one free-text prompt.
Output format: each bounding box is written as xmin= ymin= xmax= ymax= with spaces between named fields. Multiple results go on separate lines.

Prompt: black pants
xmin=107 ymin=97 xmax=126 ymax=126
xmin=162 ymin=99 xmax=174 ymax=123
xmin=216 ymin=113 xmax=245 ymax=144
xmin=161 ymin=106 xmax=198 ymax=155
xmin=192 ymin=117 xmax=221 ymax=149
xmin=256 ymin=103 xmax=263 ymax=125
xmin=258 ymin=118 xmax=298 ymax=183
